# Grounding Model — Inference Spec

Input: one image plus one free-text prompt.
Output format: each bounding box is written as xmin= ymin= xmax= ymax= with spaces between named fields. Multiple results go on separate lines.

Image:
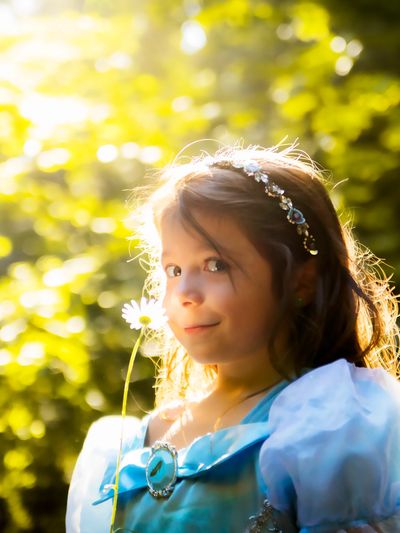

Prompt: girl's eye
xmin=205 ymin=258 xmax=228 ymax=273
xmin=165 ymin=264 xmax=181 ymax=278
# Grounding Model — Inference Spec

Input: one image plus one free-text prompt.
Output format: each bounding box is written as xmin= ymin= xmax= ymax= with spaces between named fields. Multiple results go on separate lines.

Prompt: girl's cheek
xmin=161 ymin=293 xmax=168 ymax=313
xmin=161 ymin=290 xmax=173 ymax=319
xmin=158 ymin=267 xmax=167 ymax=293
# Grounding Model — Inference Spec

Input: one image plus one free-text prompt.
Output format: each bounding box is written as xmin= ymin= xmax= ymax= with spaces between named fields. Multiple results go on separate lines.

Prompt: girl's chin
xmin=183 ymin=349 xmax=227 ymax=367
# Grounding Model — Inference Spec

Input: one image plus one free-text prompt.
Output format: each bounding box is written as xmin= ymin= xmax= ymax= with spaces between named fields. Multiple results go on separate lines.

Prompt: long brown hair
xmin=132 ymin=143 xmax=399 ymax=407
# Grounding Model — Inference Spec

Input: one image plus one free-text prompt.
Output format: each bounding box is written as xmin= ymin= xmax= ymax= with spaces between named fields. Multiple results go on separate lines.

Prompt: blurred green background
xmin=0 ymin=0 xmax=399 ymax=530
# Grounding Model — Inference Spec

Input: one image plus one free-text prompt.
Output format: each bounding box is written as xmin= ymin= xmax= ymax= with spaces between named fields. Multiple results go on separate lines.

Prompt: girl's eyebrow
xmin=161 ymin=243 xmax=217 ymax=261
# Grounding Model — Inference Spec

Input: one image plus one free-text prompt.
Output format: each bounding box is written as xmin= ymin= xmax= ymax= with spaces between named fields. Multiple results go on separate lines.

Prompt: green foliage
xmin=0 ymin=0 xmax=399 ymax=530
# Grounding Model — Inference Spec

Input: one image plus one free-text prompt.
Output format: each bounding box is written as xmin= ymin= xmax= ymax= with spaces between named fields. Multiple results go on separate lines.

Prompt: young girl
xmin=66 ymin=143 xmax=400 ymax=533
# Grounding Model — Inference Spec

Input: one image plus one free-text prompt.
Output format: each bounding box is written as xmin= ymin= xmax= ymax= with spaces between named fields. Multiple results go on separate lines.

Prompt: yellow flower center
xmin=139 ymin=315 xmax=151 ymax=326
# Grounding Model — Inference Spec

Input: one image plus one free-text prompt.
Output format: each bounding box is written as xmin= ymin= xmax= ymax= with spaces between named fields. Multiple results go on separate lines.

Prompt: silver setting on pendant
xmin=247 ymin=499 xmax=283 ymax=533
xmin=146 ymin=441 xmax=178 ymax=498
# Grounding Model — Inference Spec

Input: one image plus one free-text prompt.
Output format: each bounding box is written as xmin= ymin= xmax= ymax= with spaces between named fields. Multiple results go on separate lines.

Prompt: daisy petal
xmin=121 ymin=297 xmax=167 ymax=331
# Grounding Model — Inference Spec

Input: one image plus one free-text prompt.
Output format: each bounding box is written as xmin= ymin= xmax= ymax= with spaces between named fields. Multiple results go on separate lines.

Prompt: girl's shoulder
xmin=259 ymin=359 xmax=400 ymax=531
xmin=82 ymin=414 xmax=145 ymax=447
xmin=266 ymin=357 xmax=400 ymax=429
xmin=66 ymin=415 xmax=144 ymax=533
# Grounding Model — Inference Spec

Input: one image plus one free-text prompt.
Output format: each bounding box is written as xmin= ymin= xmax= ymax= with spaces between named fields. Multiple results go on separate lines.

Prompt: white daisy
xmin=121 ymin=296 xmax=166 ymax=330
xmin=111 ymin=295 xmax=167 ymax=530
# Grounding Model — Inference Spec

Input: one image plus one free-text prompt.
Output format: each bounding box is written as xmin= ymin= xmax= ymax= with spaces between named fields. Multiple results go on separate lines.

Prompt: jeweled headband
xmin=205 ymin=157 xmax=318 ymax=256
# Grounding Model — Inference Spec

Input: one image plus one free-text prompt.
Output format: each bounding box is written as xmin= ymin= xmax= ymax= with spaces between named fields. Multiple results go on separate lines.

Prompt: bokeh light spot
xmin=0 ymin=319 xmax=27 ymax=342
xmin=181 ymin=20 xmax=207 ymax=54
xmin=91 ymin=217 xmax=117 ymax=234
xmin=347 ymin=39 xmax=363 ymax=57
xmin=139 ymin=146 xmax=162 ymax=164
xmin=66 ymin=316 xmax=86 ymax=334
xmin=172 ymin=96 xmax=192 ymax=112
xmin=276 ymin=23 xmax=293 ymax=40
xmin=30 ymin=420 xmax=46 ymax=439
xmin=97 ymin=144 xmax=118 ymax=163
xmin=85 ymin=389 xmax=106 ymax=410
xmin=4 ymin=449 xmax=33 ymax=470
xmin=0 ymin=349 xmax=12 ymax=366
xmin=330 ymin=35 xmax=346 ymax=53
xmin=121 ymin=142 xmax=139 ymax=159
xmin=0 ymin=235 xmax=13 ymax=257
xmin=17 ymin=342 xmax=45 ymax=366
xmin=23 ymin=139 xmax=42 ymax=157
xmin=98 ymin=291 xmax=118 ymax=308
xmin=335 ymin=56 xmax=353 ymax=76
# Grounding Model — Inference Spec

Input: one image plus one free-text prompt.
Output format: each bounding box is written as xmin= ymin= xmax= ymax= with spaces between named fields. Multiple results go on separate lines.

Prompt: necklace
xmin=161 ymin=380 xmax=281 ymax=445
xmin=212 ymin=381 xmax=280 ymax=432
xmin=146 ymin=380 xmax=281 ymax=499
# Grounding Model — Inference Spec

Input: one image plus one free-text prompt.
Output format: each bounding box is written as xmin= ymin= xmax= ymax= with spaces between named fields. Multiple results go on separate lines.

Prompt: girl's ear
xmin=294 ymin=259 xmax=318 ymax=305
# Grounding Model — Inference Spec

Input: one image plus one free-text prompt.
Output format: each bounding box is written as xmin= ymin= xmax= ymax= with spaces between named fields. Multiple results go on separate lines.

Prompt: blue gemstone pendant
xmin=146 ymin=441 xmax=178 ymax=498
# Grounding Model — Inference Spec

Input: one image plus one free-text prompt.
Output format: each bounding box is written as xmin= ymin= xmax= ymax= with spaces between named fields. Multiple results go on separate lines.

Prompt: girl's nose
xmin=176 ymin=273 xmax=204 ymax=306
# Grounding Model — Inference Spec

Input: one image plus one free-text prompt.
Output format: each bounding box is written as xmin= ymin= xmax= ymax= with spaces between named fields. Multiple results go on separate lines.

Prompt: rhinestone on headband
xmin=205 ymin=158 xmax=318 ymax=256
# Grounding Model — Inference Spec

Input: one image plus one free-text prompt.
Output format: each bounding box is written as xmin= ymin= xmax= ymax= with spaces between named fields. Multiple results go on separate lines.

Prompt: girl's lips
xmin=184 ymin=323 xmax=219 ymax=334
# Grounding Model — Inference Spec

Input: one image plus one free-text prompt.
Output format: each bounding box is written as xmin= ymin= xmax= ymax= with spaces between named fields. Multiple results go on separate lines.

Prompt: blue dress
xmin=66 ymin=360 xmax=400 ymax=532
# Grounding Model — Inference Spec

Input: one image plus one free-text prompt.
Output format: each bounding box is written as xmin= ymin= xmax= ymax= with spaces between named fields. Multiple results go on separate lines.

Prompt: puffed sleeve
xmin=259 ymin=359 xmax=400 ymax=532
xmin=66 ymin=415 xmax=143 ymax=533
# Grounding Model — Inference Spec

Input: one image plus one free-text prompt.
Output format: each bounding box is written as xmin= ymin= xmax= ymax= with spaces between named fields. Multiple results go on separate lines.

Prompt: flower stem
xmin=109 ymin=327 xmax=145 ymax=533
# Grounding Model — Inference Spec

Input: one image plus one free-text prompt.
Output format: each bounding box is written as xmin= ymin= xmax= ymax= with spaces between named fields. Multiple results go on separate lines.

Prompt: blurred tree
xmin=0 ymin=0 xmax=399 ymax=530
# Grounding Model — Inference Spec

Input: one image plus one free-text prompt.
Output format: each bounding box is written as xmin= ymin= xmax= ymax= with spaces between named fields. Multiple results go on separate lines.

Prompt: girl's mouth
xmin=184 ymin=323 xmax=219 ymax=334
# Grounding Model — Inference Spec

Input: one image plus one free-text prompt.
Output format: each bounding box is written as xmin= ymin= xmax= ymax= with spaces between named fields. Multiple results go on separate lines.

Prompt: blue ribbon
xmin=93 ymin=422 xmax=271 ymax=505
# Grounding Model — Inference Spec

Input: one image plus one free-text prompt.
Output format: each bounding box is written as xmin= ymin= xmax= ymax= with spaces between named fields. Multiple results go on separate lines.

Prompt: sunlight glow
xmin=172 ymin=95 xmax=193 ymax=112
xmin=0 ymin=5 xmax=18 ymax=36
xmin=180 ymin=20 xmax=207 ymax=54
xmin=20 ymin=94 xmax=89 ymax=131
xmin=37 ymin=148 xmax=71 ymax=170
xmin=0 ymin=349 xmax=12 ymax=366
xmin=23 ymin=139 xmax=42 ymax=157
xmin=120 ymin=142 xmax=139 ymax=159
xmin=91 ymin=217 xmax=117 ymax=234
xmin=0 ymin=300 xmax=16 ymax=320
xmin=0 ymin=158 xmax=31 ymax=192
xmin=66 ymin=316 xmax=86 ymax=334
xmin=0 ymin=319 xmax=26 ymax=342
xmin=20 ymin=289 xmax=59 ymax=308
xmin=97 ymin=144 xmax=118 ymax=163
xmin=43 ymin=267 xmax=73 ymax=287
xmin=139 ymin=145 xmax=162 ymax=164
xmin=17 ymin=342 xmax=45 ymax=366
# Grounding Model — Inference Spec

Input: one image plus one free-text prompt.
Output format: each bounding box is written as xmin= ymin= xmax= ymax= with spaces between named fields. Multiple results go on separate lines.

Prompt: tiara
xmin=205 ymin=157 xmax=318 ymax=256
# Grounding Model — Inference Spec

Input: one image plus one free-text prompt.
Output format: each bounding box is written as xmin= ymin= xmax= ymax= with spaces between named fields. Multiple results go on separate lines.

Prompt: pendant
xmin=146 ymin=441 xmax=178 ymax=498
xmin=247 ymin=499 xmax=283 ymax=533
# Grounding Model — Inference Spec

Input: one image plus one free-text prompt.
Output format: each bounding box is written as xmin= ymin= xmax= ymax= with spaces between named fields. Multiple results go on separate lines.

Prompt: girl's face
xmin=160 ymin=209 xmax=279 ymax=371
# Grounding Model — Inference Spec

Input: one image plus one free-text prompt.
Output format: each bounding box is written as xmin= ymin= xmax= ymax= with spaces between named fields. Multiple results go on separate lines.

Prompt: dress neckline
xmin=141 ymin=379 xmax=288 ymax=451
xmin=95 ymin=379 xmax=290 ymax=505
xmin=240 ymin=379 xmax=288 ymax=423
